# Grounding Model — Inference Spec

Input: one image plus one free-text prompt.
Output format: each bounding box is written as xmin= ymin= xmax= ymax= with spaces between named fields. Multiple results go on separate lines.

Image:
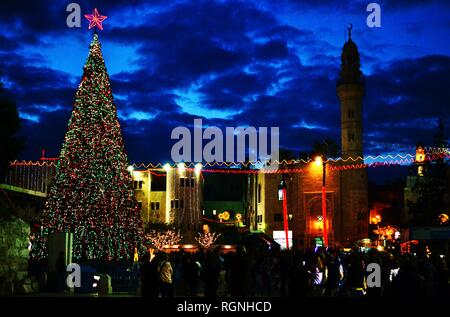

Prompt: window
xmin=156 ymin=202 xmax=160 ymax=211
xmin=134 ymin=180 xmax=143 ymax=190
xmin=357 ymin=213 xmax=367 ymax=221
xmin=258 ymin=184 xmax=262 ymax=203
xmin=137 ymin=201 xmax=142 ymax=210
xmin=171 ymin=200 xmax=174 ymax=209
xmin=180 ymin=178 xmax=194 ymax=187
xmin=348 ymin=109 xmax=355 ymax=119
xmin=151 ymin=176 xmax=166 ymax=191
xmin=174 ymin=199 xmax=179 ymax=209
xmin=257 ymin=215 xmax=263 ymax=223
xmin=274 ymin=213 xmax=283 ymax=222
xmin=213 ymin=209 xmax=217 ymax=216
xmin=348 ymin=132 xmax=355 ymax=142
xmin=151 ymin=202 xmax=155 ymax=211
xmin=357 ymin=226 xmax=366 ymax=233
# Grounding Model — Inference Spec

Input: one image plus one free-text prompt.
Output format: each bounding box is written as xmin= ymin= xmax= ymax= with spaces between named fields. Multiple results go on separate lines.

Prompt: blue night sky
xmin=1 ymin=0 xmax=449 ymax=166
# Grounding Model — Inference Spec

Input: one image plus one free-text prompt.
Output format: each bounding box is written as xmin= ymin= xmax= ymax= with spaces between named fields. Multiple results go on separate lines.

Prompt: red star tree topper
xmin=84 ymin=8 xmax=107 ymax=30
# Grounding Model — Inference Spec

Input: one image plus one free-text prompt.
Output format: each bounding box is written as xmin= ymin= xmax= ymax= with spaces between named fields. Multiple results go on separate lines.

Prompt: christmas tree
xmin=31 ymin=30 xmax=144 ymax=261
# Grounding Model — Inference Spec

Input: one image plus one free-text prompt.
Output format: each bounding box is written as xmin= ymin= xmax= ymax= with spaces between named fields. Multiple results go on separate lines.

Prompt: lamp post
xmin=370 ymin=214 xmax=382 ymax=246
xmin=315 ymin=156 xmax=328 ymax=247
xmin=278 ymin=178 xmax=289 ymax=249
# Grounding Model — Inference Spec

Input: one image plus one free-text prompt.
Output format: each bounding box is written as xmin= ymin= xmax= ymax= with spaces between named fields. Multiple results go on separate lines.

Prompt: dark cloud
xmin=255 ymin=40 xmax=289 ymax=60
xmin=260 ymin=0 xmax=450 ymax=12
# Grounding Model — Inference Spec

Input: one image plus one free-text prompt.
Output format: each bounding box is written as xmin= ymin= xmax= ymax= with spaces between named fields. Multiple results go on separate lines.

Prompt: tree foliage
xmin=0 ymin=84 xmax=24 ymax=177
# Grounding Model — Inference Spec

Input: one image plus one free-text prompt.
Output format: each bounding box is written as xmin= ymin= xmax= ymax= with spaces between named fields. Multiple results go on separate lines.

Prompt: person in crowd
xmin=55 ymin=251 xmax=66 ymax=292
xmin=435 ymin=256 xmax=449 ymax=296
xmin=279 ymin=250 xmax=294 ymax=297
xmin=344 ymin=253 xmax=366 ymax=297
xmin=289 ymin=251 xmax=311 ymax=297
xmin=228 ymin=245 xmax=251 ymax=297
xmin=141 ymin=250 xmax=161 ymax=298
xmin=365 ymin=249 xmax=383 ymax=297
xmin=324 ymin=253 xmax=342 ymax=297
xmin=140 ymin=251 xmax=151 ymax=297
xmin=204 ymin=247 xmax=222 ymax=297
xmin=389 ymin=255 xmax=428 ymax=296
xmin=185 ymin=253 xmax=201 ymax=296
xmin=172 ymin=252 xmax=184 ymax=296
xmin=309 ymin=253 xmax=327 ymax=297
xmin=138 ymin=243 xmax=448 ymax=298
xmin=158 ymin=253 xmax=174 ymax=297
xmin=259 ymin=252 xmax=273 ymax=296
xmin=419 ymin=255 xmax=437 ymax=296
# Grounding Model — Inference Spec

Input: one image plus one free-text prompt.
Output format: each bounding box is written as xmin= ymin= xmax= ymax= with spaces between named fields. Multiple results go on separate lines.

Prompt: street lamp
xmin=278 ymin=178 xmax=289 ymax=249
xmin=177 ymin=162 xmax=186 ymax=173
xmin=438 ymin=213 xmax=449 ymax=225
xmin=314 ymin=155 xmax=328 ymax=247
xmin=370 ymin=213 xmax=382 ymax=246
xmin=195 ymin=163 xmax=202 ymax=176
xmin=163 ymin=163 xmax=171 ymax=172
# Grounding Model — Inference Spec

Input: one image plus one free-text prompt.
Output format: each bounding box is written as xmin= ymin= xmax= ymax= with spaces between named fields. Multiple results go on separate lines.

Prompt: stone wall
xmin=0 ymin=215 xmax=34 ymax=295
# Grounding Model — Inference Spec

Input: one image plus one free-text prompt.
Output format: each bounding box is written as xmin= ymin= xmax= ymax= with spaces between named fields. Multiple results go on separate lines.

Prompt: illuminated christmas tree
xmin=31 ymin=18 xmax=144 ymax=260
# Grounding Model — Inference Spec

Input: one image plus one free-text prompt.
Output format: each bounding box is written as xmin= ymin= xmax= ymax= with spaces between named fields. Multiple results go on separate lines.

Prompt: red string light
xmin=9 ymin=151 xmax=449 ymax=174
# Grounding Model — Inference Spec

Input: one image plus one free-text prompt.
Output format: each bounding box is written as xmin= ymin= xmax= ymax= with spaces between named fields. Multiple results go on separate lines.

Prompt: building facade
xmin=1 ymin=162 xmax=203 ymax=239
xmin=130 ymin=165 xmax=203 ymax=240
xmin=246 ymin=31 xmax=369 ymax=248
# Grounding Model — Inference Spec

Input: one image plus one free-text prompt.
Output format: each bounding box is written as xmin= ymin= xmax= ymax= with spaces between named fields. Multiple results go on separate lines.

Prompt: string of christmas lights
xmin=424 ymin=146 xmax=450 ymax=154
xmin=11 ymin=150 xmax=449 ymax=173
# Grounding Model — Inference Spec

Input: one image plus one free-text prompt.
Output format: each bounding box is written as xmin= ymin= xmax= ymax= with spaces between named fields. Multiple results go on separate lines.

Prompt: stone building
xmin=246 ymin=30 xmax=369 ymax=249
xmin=130 ymin=164 xmax=203 ymax=239
xmin=1 ymin=161 xmax=203 ymax=239
xmin=0 ymin=216 xmax=33 ymax=295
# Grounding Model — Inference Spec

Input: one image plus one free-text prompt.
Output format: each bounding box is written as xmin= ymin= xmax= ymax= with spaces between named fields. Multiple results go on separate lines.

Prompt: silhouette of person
xmin=55 ymin=251 xmax=66 ymax=292
xmin=204 ymin=247 xmax=222 ymax=297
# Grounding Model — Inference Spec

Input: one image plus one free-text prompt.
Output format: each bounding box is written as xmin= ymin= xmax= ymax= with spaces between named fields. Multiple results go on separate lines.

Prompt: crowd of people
xmin=140 ymin=245 xmax=449 ymax=297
